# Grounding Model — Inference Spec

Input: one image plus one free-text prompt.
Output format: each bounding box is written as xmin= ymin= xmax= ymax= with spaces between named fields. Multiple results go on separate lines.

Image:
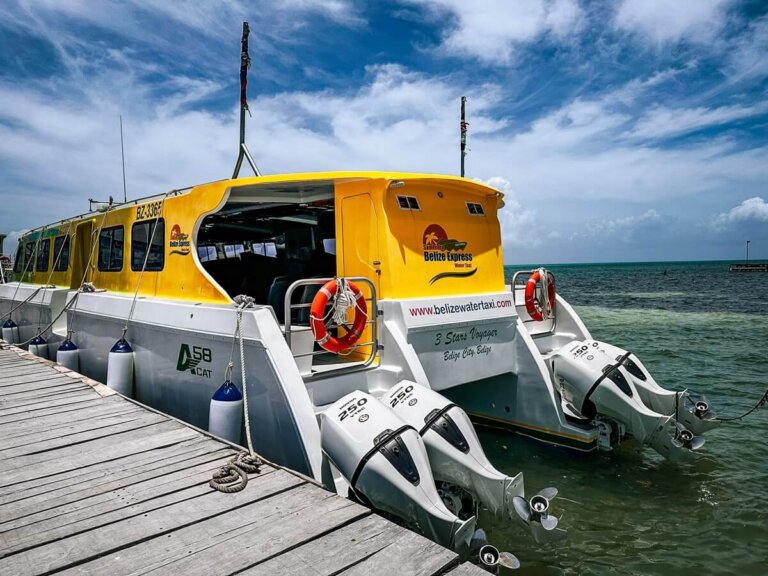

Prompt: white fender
xmin=2 ymin=319 xmax=20 ymax=344
xmin=208 ymin=380 xmax=244 ymax=444
xmin=107 ymin=338 xmax=134 ymax=397
xmin=56 ymin=339 xmax=80 ymax=371
xmin=28 ymin=335 xmax=48 ymax=359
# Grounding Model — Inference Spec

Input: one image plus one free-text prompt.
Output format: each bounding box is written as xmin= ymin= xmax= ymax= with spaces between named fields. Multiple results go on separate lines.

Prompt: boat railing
xmin=510 ymin=269 xmax=557 ymax=338
xmin=283 ymin=277 xmax=379 ymax=378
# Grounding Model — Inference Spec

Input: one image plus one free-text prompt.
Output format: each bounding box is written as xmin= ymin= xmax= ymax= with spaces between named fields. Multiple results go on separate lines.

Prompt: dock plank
xmin=0 ymin=453 xmax=243 ymax=554
xmin=0 ymin=390 xmax=101 ymax=418
xmin=0 ymin=447 xmax=236 ymax=529
xmin=0 ymin=365 xmax=58 ymax=380
xmin=0 ymin=423 xmax=200 ymax=484
xmin=240 ymin=514 xmax=409 ymax=576
xmin=1 ymin=469 xmax=304 ymax=574
xmin=0 ymin=370 xmax=79 ymax=394
xmin=0 ymin=411 xmax=168 ymax=460
xmin=0 ymin=382 xmax=92 ymax=404
xmin=0 ymin=407 xmax=153 ymax=449
xmin=0 ymin=368 xmax=69 ymax=387
xmin=0 ymin=376 xmax=85 ymax=395
xmin=61 ymin=482 xmax=362 ymax=576
xmin=0 ymin=437 xmax=219 ymax=507
xmin=337 ymin=528 xmax=459 ymax=576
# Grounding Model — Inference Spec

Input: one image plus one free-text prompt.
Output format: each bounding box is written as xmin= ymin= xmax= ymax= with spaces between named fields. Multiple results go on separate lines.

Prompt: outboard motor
xmin=321 ymin=391 xmax=476 ymax=552
xmin=590 ymin=340 xmax=720 ymax=436
xmin=384 ymin=382 xmax=566 ymax=543
xmin=552 ymin=340 xmax=705 ymax=460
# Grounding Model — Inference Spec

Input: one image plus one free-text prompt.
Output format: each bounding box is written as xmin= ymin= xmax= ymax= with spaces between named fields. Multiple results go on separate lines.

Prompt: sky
xmin=0 ymin=0 xmax=766 ymax=264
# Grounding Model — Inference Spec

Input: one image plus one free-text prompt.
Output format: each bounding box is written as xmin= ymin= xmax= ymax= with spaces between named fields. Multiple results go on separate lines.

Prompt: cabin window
xmin=197 ymin=245 xmax=218 ymax=262
xmin=466 ymin=202 xmax=485 ymax=216
xmin=396 ymin=195 xmax=421 ymax=211
xmin=18 ymin=242 xmax=34 ymax=273
xmin=131 ymin=219 xmax=165 ymax=271
xmin=35 ymin=238 xmax=50 ymax=272
xmin=13 ymin=242 xmax=23 ymax=273
xmin=98 ymin=226 xmax=124 ymax=272
xmin=53 ymin=236 xmax=70 ymax=272
xmin=223 ymin=244 xmax=245 ymax=259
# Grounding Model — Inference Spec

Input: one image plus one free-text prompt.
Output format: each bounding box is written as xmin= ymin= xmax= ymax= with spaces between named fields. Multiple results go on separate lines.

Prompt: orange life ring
xmin=309 ymin=279 xmax=368 ymax=353
xmin=524 ymin=269 xmax=556 ymax=321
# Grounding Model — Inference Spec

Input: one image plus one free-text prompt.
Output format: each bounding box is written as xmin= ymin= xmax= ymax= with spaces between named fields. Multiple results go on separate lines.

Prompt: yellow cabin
xmin=12 ymin=172 xmax=506 ymax=310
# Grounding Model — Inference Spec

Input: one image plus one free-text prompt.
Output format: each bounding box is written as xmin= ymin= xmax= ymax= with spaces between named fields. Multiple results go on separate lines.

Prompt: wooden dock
xmin=0 ymin=343 xmax=486 ymax=576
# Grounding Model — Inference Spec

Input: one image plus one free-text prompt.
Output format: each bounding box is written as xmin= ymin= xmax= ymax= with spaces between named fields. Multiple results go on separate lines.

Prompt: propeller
xmin=675 ymin=422 xmax=706 ymax=451
xmin=693 ymin=396 xmax=716 ymax=420
xmin=512 ymin=487 xmax=560 ymax=531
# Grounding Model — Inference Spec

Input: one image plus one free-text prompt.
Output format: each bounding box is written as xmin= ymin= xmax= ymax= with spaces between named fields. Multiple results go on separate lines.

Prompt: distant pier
xmin=729 ymin=263 xmax=768 ymax=272
xmin=0 ymin=343 xmax=485 ymax=576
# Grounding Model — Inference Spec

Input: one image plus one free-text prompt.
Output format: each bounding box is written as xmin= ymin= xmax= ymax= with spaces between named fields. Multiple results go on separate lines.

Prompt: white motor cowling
xmin=385 ymin=382 xmax=566 ymax=544
xmin=320 ymin=391 xmax=475 ymax=552
xmin=552 ymin=340 xmax=705 ymax=460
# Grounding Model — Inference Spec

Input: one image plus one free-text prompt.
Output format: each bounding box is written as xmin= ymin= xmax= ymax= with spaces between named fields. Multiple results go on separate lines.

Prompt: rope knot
xmin=332 ymin=278 xmax=357 ymax=325
xmin=233 ymin=294 xmax=256 ymax=309
xmin=209 ymin=451 xmax=262 ymax=493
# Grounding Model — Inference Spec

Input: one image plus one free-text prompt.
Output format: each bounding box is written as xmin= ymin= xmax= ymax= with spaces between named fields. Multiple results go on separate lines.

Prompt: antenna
xmin=120 ymin=115 xmax=127 ymax=203
xmin=232 ymin=21 xmax=260 ymax=178
xmin=460 ymin=96 xmax=468 ymax=177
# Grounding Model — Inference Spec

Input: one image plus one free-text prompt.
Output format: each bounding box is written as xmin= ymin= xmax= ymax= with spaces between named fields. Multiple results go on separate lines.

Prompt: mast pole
xmin=120 ymin=115 xmax=127 ymax=203
xmin=460 ymin=96 xmax=468 ymax=178
xmin=232 ymin=21 xmax=260 ymax=178
xmin=746 ymin=240 xmax=750 ymax=265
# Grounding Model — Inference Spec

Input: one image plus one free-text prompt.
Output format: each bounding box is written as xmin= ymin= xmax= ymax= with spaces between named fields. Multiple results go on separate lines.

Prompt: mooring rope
xmin=2 ymin=226 xmax=45 ymax=322
xmin=68 ymin=203 xmax=113 ymax=336
xmin=210 ymin=294 xmax=262 ymax=493
xmin=17 ymin=294 xmax=80 ymax=347
xmin=122 ymin=192 xmax=171 ymax=340
xmin=35 ymin=230 xmax=72 ymax=334
xmin=713 ymin=389 xmax=768 ymax=422
xmin=0 ymin=287 xmax=43 ymax=322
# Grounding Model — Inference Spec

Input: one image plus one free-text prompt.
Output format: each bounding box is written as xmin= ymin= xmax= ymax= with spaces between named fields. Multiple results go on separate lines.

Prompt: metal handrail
xmin=283 ymin=276 xmax=379 ymax=372
xmin=511 ymin=269 xmax=557 ymax=337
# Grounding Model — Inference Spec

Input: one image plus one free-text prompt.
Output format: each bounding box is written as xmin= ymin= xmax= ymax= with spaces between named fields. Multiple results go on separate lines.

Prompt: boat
xmin=0 ymin=169 xmax=720 ymax=540
xmin=0 ymin=22 xmax=722 ymax=561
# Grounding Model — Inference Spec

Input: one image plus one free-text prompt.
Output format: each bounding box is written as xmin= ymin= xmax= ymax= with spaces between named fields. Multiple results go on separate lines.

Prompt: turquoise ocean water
xmin=480 ymin=261 xmax=768 ymax=575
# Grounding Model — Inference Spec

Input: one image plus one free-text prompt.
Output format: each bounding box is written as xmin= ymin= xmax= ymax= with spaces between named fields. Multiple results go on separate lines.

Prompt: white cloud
xmin=2 ymin=230 xmax=28 ymax=258
xmin=628 ymin=103 xmax=768 ymax=141
xmin=482 ymin=177 xmax=538 ymax=249
xmin=713 ymin=197 xmax=768 ymax=230
xmin=0 ymin=2 xmax=765 ymax=265
xmin=614 ymin=0 xmax=732 ymax=44
xmin=404 ymin=0 xmax=583 ymax=63
xmin=724 ymin=16 xmax=768 ymax=83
